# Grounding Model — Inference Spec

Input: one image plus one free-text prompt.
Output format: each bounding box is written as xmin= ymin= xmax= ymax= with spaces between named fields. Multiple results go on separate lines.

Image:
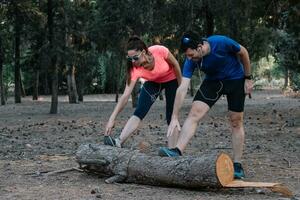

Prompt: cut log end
xmin=216 ymin=153 xmax=234 ymax=186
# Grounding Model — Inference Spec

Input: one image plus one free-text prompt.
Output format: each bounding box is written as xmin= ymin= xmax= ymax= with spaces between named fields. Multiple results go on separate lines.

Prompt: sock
xmin=173 ymin=147 xmax=182 ymax=156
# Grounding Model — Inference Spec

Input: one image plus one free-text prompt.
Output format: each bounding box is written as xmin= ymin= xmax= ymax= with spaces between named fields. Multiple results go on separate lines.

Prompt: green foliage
xmin=1 ymin=0 xmax=299 ymax=97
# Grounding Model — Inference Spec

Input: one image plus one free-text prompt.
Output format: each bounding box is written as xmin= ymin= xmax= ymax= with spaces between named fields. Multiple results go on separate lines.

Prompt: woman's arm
xmin=105 ymin=80 xmax=137 ymax=135
xmin=166 ymin=52 xmax=182 ymax=85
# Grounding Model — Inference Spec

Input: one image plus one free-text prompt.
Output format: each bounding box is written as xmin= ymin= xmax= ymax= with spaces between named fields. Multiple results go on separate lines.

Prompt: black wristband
xmin=244 ymin=75 xmax=253 ymax=80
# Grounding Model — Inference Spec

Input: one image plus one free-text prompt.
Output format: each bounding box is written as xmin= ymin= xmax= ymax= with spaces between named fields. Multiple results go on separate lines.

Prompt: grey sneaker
xmin=104 ymin=136 xmax=122 ymax=148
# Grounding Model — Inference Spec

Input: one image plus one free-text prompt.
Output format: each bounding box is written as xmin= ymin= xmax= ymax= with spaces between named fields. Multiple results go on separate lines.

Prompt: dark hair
xmin=180 ymin=30 xmax=206 ymax=52
xmin=126 ymin=36 xmax=148 ymax=85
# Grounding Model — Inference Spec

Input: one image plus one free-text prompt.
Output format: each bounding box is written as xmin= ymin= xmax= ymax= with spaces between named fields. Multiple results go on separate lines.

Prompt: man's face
xmin=185 ymin=45 xmax=203 ymax=61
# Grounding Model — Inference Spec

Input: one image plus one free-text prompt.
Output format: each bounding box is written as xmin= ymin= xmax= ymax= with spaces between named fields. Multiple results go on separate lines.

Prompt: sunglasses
xmin=126 ymin=51 xmax=142 ymax=62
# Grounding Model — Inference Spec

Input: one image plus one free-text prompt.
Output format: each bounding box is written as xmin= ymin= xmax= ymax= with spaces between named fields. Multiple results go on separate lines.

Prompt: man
xmin=158 ymin=31 xmax=253 ymax=179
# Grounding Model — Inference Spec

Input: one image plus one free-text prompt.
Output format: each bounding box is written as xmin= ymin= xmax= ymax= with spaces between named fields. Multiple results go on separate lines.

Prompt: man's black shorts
xmin=193 ymin=78 xmax=246 ymax=112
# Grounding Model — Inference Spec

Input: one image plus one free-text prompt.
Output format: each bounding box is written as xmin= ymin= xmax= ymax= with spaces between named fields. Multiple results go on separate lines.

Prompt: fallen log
xmin=76 ymin=144 xmax=293 ymax=197
xmin=76 ymin=144 xmax=231 ymax=188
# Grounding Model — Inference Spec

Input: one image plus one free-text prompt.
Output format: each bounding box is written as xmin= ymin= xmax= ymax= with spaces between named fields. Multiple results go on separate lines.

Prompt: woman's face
xmin=127 ymin=49 xmax=145 ymax=66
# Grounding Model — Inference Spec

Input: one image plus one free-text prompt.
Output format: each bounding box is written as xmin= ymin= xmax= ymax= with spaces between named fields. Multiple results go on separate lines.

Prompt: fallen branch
xmin=280 ymin=123 xmax=287 ymax=130
xmin=283 ymin=158 xmax=291 ymax=168
xmin=26 ymin=167 xmax=83 ymax=177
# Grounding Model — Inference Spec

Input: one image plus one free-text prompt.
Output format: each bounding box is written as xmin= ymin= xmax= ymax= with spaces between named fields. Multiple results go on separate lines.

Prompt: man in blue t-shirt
xmin=159 ymin=31 xmax=253 ymax=179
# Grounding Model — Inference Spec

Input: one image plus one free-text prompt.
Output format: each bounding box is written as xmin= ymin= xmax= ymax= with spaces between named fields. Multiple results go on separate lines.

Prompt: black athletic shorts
xmin=193 ymin=78 xmax=246 ymax=112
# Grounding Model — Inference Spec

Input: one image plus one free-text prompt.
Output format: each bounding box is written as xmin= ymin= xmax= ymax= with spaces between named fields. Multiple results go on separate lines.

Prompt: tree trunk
xmin=50 ymin=65 xmax=58 ymax=114
xmin=76 ymin=144 xmax=234 ymax=188
xmin=14 ymin=4 xmax=22 ymax=103
xmin=48 ymin=0 xmax=58 ymax=114
xmin=67 ymin=65 xmax=78 ymax=103
xmin=20 ymin=70 xmax=26 ymax=97
xmin=190 ymin=79 xmax=194 ymax=97
xmin=77 ymin=79 xmax=84 ymax=102
xmin=32 ymin=70 xmax=39 ymax=100
xmin=228 ymin=0 xmax=238 ymax=38
xmin=283 ymin=66 xmax=290 ymax=89
xmin=115 ymin=58 xmax=123 ymax=103
xmin=43 ymin=73 xmax=50 ymax=95
xmin=204 ymin=0 xmax=214 ymax=36
xmin=131 ymin=81 xmax=140 ymax=108
xmin=0 ymin=34 xmax=5 ymax=105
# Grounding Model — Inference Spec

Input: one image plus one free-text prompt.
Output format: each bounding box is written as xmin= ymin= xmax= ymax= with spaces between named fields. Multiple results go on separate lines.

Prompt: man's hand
xmin=244 ymin=79 xmax=253 ymax=96
xmin=167 ymin=118 xmax=181 ymax=137
xmin=105 ymin=119 xmax=115 ymax=135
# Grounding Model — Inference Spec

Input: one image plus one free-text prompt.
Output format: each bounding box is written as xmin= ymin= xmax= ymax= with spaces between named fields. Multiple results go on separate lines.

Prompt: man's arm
xmin=167 ymin=77 xmax=190 ymax=136
xmin=237 ymin=45 xmax=253 ymax=95
xmin=172 ymin=77 xmax=190 ymax=119
xmin=237 ymin=45 xmax=251 ymax=76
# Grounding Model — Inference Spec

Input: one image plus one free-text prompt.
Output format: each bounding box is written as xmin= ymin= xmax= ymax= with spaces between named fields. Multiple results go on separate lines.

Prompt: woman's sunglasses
xmin=126 ymin=51 xmax=142 ymax=62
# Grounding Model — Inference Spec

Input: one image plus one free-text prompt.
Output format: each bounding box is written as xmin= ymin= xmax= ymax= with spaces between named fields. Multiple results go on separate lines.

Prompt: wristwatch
xmin=244 ymin=75 xmax=253 ymax=80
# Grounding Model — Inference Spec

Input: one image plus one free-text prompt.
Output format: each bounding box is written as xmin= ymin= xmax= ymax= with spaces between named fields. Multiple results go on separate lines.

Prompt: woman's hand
xmin=105 ymin=119 xmax=115 ymax=135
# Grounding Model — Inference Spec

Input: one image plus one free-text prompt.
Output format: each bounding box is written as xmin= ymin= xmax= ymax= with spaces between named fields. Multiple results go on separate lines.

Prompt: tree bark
xmin=204 ymin=0 xmax=214 ymax=37
xmin=14 ymin=4 xmax=22 ymax=103
xmin=190 ymin=79 xmax=194 ymax=97
xmin=67 ymin=65 xmax=78 ymax=103
xmin=283 ymin=66 xmax=290 ymax=89
xmin=32 ymin=70 xmax=39 ymax=100
xmin=77 ymin=79 xmax=84 ymax=102
xmin=76 ymin=144 xmax=234 ymax=188
xmin=0 ymin=34 xmax=5 ymax=105
xmin=48 ymin=0 xmax=58 ymax=114
xmin=228 ymin=0 xmax=238 ymax=38
xmin=131 ymin=81 xmax=140 ymax=108
xmin=20 ymin=70 xmax=26 ymax=97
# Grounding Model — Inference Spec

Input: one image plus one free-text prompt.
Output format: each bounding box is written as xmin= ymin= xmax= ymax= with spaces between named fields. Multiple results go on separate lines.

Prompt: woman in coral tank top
xmin=104 ymin=36 xmax=182 ymax=149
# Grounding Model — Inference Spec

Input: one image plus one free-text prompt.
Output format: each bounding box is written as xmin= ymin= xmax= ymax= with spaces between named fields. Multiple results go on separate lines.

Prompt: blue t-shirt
xmin=182 ymin=35 xmax=244 ymax=80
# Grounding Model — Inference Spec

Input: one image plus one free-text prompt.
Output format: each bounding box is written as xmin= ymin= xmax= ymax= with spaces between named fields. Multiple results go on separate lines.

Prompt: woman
xmin=104 ymin=36 xmax=182 ymax=148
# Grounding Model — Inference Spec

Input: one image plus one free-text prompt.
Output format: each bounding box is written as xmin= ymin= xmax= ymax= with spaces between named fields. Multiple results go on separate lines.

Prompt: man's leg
xmin=228 ymin=111 xmax=244 ymax=163
xmin=159 ymin=79 xmax=221 ymax=156
xmin=176 ymin=101 xmax=210 ymax=152
xmin=228 ymin=111 xmax=245 ymax=179
xmin=225 ymin=78 xmax=246 ymax=179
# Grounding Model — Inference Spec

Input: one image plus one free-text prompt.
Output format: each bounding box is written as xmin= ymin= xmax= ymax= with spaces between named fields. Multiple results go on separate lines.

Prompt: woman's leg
xmin=120 ymin=81 xmax=160 ymax=144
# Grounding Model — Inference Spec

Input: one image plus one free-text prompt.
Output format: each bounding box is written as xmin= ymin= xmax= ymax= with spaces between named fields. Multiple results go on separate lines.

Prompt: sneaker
xmin=104 ymin=136 xmax=122 ymax=148
xmin=158 ymin=147 xmax=182 ymax=157
xmin=234 ymin=162 xmax=245 ymax=179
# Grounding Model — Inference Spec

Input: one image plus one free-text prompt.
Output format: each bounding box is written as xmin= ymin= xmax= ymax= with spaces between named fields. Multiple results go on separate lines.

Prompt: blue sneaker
xmin=158 ymin=147 xmax=182 ymax=157
xmin=234 ymin=162 xmax=245 ymax=179
xmin=104 ymin=136 xmax=122 ymax=148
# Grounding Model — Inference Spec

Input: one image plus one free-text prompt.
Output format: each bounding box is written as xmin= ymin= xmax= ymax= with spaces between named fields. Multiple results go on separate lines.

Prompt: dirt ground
xmin=0 ymin=89 xmax=299 ymax=200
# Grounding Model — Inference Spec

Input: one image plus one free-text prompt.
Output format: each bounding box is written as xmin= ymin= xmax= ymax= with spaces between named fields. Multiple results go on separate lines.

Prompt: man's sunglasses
xmin=126 ymin=51 xmax=142 ymax=62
